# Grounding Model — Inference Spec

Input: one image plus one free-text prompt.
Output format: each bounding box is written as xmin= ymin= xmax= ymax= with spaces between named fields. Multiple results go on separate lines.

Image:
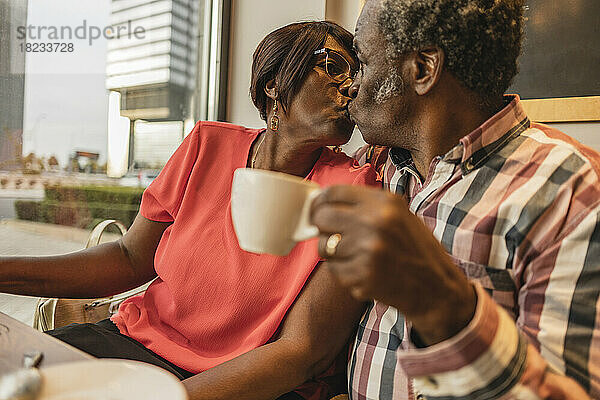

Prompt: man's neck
xmin=410 ymin=90 xmax=503 ymax=179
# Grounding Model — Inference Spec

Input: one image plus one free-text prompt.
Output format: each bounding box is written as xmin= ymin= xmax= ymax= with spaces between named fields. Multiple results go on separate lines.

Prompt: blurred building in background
xmin=106 ymin=0 xmax=200 ymax=122
xmin=0 ymin=0 xmax=27 ymax=170
xmin=106 ymin=0 xmax=230 ymax=173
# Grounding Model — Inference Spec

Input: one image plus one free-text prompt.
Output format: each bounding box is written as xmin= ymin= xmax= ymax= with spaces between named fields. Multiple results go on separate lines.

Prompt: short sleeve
xmin=345 ymin=151 xmax=380 ymax=187
xmin=350 ymin=161 xmax=379 ymax=186
xmin=140 ymin=121 xmax=202 ymax=222
xmin=351 ymin=145 xmax=389 ymax=180
xmin=310 ymin=148 xmax=379 ymax=188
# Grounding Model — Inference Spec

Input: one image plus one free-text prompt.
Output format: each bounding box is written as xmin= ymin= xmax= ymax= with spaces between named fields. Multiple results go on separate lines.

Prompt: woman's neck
xmin=251 ymin=128 xmax=324 ymax=178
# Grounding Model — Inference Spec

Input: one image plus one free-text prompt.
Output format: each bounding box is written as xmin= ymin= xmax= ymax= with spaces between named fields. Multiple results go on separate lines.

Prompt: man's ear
xmin=409 ymin=47 xmax=444 ymax=96
xmin=264 ymin=78 xmax=277 ymax=100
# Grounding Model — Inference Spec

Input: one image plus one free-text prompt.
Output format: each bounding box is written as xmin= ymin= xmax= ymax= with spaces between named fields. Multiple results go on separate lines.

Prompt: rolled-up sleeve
xmin=398 ymin=206 xmax=600 ymax=399
xmin=398 ymin=284 xmax=533 ymax=398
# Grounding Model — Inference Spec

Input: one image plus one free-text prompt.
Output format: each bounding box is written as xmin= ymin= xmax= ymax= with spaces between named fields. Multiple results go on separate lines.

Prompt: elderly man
xmin=311 ymin=0 xmax=599 ymax=398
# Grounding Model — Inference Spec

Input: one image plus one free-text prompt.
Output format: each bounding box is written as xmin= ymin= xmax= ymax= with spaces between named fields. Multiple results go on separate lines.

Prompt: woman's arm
xmin=182 ymin=262 xmax=366 ymax=400
xmin=0 ymin=214 xmax=169 ymax=298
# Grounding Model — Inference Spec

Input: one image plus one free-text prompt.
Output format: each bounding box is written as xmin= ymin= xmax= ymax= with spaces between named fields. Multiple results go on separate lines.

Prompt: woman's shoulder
xmin=318 ymin=147 xmax=371 ymax=169
xmin=191 ymin=121 xmax=262 ymax=140
xmin=311 ymin=147 xmax=379 ymax=186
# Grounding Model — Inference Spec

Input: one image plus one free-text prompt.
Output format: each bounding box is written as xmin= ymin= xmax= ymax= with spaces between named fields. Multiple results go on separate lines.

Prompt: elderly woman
xmin=0 ymin=22 xmax=376 ymax=399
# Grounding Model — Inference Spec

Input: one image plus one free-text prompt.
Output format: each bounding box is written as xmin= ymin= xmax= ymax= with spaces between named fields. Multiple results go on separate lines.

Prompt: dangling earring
xmin=270 ymin=101 xmax=279 ymax=132
xmin=333 ymin=146 xmax=342 ymax=153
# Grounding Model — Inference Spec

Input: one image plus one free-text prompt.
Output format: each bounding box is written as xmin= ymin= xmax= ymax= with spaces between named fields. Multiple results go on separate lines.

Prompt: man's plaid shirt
xmin=349 ymin=96 xmax=600 ymax=399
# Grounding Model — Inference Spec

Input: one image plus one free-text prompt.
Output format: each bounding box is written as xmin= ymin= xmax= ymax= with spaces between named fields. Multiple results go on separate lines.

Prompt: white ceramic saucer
xmin=38 ymin=359 xmax=188 ymax=400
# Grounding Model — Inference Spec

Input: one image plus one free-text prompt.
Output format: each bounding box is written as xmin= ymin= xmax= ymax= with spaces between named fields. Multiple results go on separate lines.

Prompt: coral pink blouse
xmin=111 ymin=121 xmax=376 ymax=378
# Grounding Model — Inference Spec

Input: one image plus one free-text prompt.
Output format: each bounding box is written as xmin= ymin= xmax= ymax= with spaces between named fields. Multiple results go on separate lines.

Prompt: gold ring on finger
xmin=325 ymin=233 xmax=342 ymax=257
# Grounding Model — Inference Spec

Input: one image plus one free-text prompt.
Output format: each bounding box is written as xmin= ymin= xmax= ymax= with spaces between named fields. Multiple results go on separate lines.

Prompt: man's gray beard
xmin=374 ymin=68 xmax=404 ymax=104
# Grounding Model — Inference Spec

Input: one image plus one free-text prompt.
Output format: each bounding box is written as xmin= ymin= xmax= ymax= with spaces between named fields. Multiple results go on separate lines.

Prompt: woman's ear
xmin=264 ymin=78 xmax=277 ymax=100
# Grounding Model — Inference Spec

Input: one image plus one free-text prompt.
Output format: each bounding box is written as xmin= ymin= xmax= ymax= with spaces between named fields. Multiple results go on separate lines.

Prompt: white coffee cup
xmin=231 ymin=168 xmax=322 ymax=256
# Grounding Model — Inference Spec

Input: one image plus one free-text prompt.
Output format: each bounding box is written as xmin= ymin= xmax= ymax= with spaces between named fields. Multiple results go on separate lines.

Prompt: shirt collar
xmin=457 ymin=94 xmax=530 ymax=175
xmin=388 ymin=95 xmax=531 ymax=177
xmin=389 ymin=147 xmax=413 ymax=169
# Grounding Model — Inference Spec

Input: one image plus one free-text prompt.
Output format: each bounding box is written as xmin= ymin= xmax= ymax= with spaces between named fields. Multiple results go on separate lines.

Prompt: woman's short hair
xmin=250 ymin=21 xmax=354 ymax=121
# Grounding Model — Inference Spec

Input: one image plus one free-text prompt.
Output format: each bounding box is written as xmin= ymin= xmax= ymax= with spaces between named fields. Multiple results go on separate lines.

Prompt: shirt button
xmin=464 ymin=158 xmax=475 ymax=171
xmin=426 ymin=376 xmax=438 ymax=388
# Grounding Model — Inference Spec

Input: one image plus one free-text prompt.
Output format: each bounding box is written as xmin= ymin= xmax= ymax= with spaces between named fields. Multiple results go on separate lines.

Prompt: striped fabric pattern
xmin=348 ymin=96 xmax=600 ymax=399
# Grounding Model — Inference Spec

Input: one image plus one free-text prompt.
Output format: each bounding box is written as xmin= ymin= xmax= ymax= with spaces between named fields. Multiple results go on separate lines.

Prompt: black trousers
xmin=45 ymin=318 xmax=194 ymax=379
xmin=46 ymin=319 xmax=305 ymax=399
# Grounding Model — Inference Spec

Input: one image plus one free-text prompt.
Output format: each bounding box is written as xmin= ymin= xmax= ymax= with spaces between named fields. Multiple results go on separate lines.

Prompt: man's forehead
xmin=355 ymin=0 xmax=372 ymax=33
xmin=353 ymin=1 xmax=380 ymax=53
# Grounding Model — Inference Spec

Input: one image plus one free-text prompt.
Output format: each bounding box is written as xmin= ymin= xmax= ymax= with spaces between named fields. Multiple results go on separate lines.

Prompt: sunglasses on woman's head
xmin=313 ymin=48 xmax=357 ymax=84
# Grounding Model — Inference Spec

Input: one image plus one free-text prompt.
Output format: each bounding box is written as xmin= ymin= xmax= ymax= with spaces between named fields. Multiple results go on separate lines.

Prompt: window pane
xmin=0 ymin=0 xmax=207 ymax=325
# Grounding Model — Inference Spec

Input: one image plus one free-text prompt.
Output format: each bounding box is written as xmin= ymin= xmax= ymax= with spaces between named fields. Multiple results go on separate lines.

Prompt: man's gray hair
xmin=378 ymin=0 xmax=525 ymax=106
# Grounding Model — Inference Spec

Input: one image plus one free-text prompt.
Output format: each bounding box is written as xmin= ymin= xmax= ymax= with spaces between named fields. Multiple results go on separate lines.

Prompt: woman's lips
xmin=347 ymin=102 xmax=355 ymax=121
xmin=343 ymin=108 xmax=351 ymax=120
xmin=335 ymin=105 xmax=352 ymax=121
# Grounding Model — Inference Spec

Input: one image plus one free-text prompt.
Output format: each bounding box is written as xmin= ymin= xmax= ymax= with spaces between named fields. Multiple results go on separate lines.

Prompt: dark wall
xmin=509 ymin=0 xmax=600 ymax=99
